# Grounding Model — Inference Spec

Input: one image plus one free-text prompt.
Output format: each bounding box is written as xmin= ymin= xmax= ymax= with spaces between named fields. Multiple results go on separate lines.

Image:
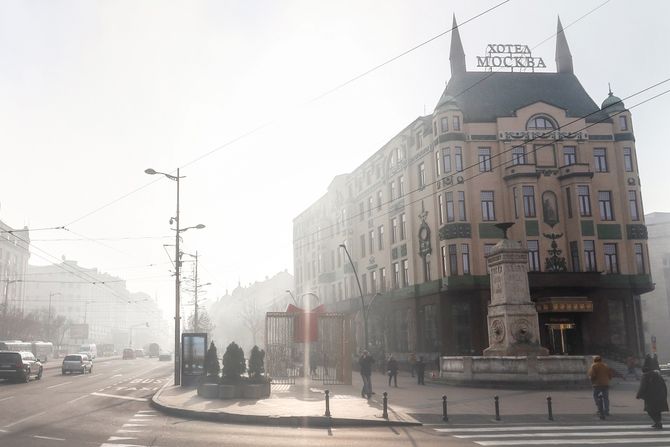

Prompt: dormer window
xmin=441 ymin=117 xmax=449 ymax=133
xmin=619 ymin=115 xmax=628 ymax=131
xmin=527 ymin=115 xmax=556 ymax=131
xmin=453 ymin=116 xmax=461 ymax=131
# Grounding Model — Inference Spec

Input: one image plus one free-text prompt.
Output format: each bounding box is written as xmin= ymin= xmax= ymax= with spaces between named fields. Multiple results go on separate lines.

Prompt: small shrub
xmin=248 ymin=345 xmax=266 ymax=382
xmin=222 ymin=341 xmax=246 ymax=383
xmin=204 ymin=341 xmax=220 ymax=378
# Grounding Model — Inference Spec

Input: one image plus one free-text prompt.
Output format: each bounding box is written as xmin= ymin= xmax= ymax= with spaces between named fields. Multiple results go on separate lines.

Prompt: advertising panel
xmin=181 ymin=332 xmax=207 ymax=386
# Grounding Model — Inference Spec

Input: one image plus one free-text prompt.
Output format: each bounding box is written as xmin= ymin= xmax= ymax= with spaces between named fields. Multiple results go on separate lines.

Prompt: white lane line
xmin=122 ymin=423 xmax=147 ymax=427
xmin=33 ymin=435 xmax=65 ymax=441
xmin=100 ymin=444 xmax=146 ymax=447
xmin=128 ymin=419 xmax=149 ymax=422
xmin=436 ymin=425 xmax=652 ymax=433
xmin=90 ymin=392 xmax=148 ymax=402
xmin=66 ymin=395 xmax=89 ymax=405
xmin=108 ymin=436 xmax=138 ymax=441
xmin=476 ymin=438 xmax=670 ymax=446
xmin=0 ymin=396 xmax=14 ymax=402
xmin=458 ymin=431 xmax=670 ymax=439
xmin=132 ymin=414 xmax=156 ymax=417
xmin=136 ymin=410 xmax=156 ymax=413
xmin=0 ymin=429 xmax=8 ymax=433
xmin=116 ymin=429 xmax=142 ymax=433
xmin=47 ymin=381 xmax=72 ymax=389
xmin=3 ymin=411 xmax=47 ymax=428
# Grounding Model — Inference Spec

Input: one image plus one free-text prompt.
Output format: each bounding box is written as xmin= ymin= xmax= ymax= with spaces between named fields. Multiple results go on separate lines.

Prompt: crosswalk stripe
xmin=436 ymin=424 xmax=651 ymax=433
xmin=475 ymin=438 xmax=670 ymax=446
xmin=456 ymin=430 xmax=670 ymax=439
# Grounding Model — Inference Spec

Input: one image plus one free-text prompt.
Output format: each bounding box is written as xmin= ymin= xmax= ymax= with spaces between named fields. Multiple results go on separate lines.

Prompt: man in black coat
xmin=637 ymin=356 xmax=669 ymax=429
xmin=416 ymin=356 xmax=426 ymax=385
xmin=359 ymin=350 xmax=375 ymax=398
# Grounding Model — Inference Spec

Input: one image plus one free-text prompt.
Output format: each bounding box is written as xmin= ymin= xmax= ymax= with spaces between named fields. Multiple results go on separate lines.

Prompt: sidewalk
xmin=151 ymin=370 xmax=652 ymax=427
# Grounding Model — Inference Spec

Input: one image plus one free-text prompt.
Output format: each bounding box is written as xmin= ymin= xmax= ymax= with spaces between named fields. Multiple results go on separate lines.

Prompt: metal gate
xmin=265 ymin=312 xmax=298 ymax=384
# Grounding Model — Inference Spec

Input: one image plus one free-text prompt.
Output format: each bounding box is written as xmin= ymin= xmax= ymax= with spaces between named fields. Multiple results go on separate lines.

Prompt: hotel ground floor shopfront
xmin=332 ymin=273 xmax=653 ymax=365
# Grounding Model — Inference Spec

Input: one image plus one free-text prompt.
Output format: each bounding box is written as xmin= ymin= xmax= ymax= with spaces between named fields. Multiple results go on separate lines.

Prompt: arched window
xmin=526 ymin=115 xmax=556 ymax=131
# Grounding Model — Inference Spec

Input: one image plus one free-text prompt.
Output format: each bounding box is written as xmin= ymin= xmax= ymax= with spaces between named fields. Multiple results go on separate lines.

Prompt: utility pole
xmin=174 ymin=167 xmax=181 ymax=386
xmin=193 ymin=251 xmax=199 ymax=333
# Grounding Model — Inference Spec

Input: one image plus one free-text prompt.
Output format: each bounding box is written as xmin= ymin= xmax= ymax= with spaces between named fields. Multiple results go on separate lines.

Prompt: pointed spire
xmin=450 ymin=14 xmax=466 ymax=75
xmin=555 ymin=16 xmax=573 ymax=74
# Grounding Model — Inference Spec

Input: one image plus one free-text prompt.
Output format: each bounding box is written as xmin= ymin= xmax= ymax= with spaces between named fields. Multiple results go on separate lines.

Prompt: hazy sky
xmin=1 ymin=0 xmax=668 ymax=317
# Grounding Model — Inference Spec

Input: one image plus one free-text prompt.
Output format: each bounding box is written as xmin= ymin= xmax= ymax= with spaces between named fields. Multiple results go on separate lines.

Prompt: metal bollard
xmin=442 ymin=395 xmax=449 ymax=422
xmin=324 ymin=389 xmax=331 ymax=417
xmin=494 ymin=395 xmax=500 ymax=421
xmin=382 ymin=392 xmax=389 ymax=420
xmin=547 ymin=395 xmax=554 ymax=421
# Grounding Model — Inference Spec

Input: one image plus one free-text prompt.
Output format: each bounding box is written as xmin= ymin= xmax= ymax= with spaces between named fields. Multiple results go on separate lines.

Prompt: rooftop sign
xmin=477 ymin=44 xmax=546 ymax=72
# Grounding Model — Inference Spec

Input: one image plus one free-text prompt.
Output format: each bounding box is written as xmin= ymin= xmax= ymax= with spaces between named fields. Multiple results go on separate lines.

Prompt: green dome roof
xmin=601 ymin=90 xmax=625 ymax=112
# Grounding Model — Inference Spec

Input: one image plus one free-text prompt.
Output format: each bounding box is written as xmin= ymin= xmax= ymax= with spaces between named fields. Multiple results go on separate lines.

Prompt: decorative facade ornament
xmin=543 ymin=232 xmax=567 ymax=272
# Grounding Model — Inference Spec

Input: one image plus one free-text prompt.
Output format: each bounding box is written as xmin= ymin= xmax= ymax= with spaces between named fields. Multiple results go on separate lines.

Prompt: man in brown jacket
xmin=588 ymin=355 xmax=614 ymax=419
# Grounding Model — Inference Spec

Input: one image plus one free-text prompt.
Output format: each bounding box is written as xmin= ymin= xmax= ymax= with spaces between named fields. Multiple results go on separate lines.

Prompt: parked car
xmin=158 ymin=352 xmax=172 ymax=361
xmin=134 ymin=349 xmax=145 ymax=358
xmin=0 ymin=351 xmax=43 ymax=382
xmin=62 ymin=354 xmax=93 ymax=374
xmin=122 ymin=348 xmax=136 ymax=360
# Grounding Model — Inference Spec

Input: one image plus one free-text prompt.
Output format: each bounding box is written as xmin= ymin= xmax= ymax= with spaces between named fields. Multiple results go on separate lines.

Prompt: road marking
xmin=116 ymin=429 xmax=142 ymax=433
xmin=136 ymin=410 xmax=156 ymax=413
xmin=47 ymin=381 xmax=72 ymax=389
xmin=122 ymin=423 xmax=147 ymax=427
xmin=66 ymin=395 xmax=89 ymax=404
xmin=457 ymin=431 xmax=670 ymax=439
xmin=90 ymin=392 xmax=148 ymax=402
xmin=33 ymin=435 xmax=65 ymax=441
xmin=0 ymin=396 xmax=14 ymax=402
xmin=0 ymin=429 xmax=8 ymax=433
xmin=111 ymin=374 xmax=123 ymax=378
xmin=132 ymin=414 xmax=156 ymax=417
xmin=108 ymin=436 xmax=138 ymax=441
xmin=435 ymin=425 xmax=652 ymax=433
xmin=475 ymin=439 xmax=670 ymax=446
xmin=100 ymin=444 xmax=147 ymax=447
xmin=3 ymin=411 xmax=47 ymax=428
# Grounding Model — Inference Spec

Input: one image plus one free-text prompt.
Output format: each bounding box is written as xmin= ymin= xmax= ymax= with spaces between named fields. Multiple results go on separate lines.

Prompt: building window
xmin=623 ymin=148 xmax=634 ymax=172
xmin=577 ymin=185 xmax=591 ymax=217
xmin=619 ymin=115 xmax=628 ymax=131
xmin=458 ymin=191 xmax=467 ymax=221
xmin=563 ymin=146 xmax=576 ymax=165
xmin=478 ymin=147 xmax=492 ymax=172
xmin=378 ymin=225 xmax=384 ymax=250
xmin=484 ymin=243 xmax=496 ymax=257
xmin=367 ymin=196 xmax=373 ymax=217
xmin=441 ymin=117 xmax=448 ymax=133
xmin=453 ymin=116 xmax=461 ymax=131
xmin=400 ymin=213 xmax=406 ymax=240
xmin=399 ymin=176 xmax=405 ymax=197
xmin=402 ymin=259 xmax=410 ymax=286
xmin=441 ymin=246 xmax=448 ymax=277
xmin=599 ymin=191 xmax=614 ymax=221
xmin=369 ymin=230 xmax=375 ymax=253
xmin=380 ymin=267 xmax=387 ymax=292
xmin=528 ymin=240 xmax=540 ymax=272
xmin=390 ymin=181 xmax=396 ymax=201
xmin=435 ymin=151 xmax=441 ymax=177
xmin=635 ymin=244 xmax=645 ymax=274
xmin=455 ymin=147 xmax=463 ymax=172
xmin=461 ymin=244 xmax=470 ymax=275
xmin=370 ymin=270 xmax=377 ymax=294
xmin=418 ymin=162 xmax=426 ymax=188
xmin=513 ymin=187 xmax=519 ymax=219
xmin=629 ymin=190 xmax=640 ymax=221
xmin=360 ymin=234 xmax=366 ymax=258
xmin=570 ymin=241 xmax=580 ymax=272
xmin=446 ymin=192 xmax=455 ymax=222
xmin=361 ymin=273 xmax=368 ymax=295
xmin=584 ymin=240 xmax=597 ymax=272
xmin=512 ymin=146 xmax=526 ymax=165
xmin=481 ymin=191 xmax=496 ymax=221
xmin=359 ymin=202 xmax=364 ymax=221
xmin=603 ymin=243 xmax=618 ymax=273
xmin=391 ymin=217 xmax=398 ymax=244
xmin=377 ymin=190 xmax=383 ymax=211
xmin=449 ymin=244 xmax=458 ymax=275
xmin=522 ymin=186 xmax=536 ymax=218
xmin=438 ymin=194 xmax=445 ymax=225
xmin=566 ymin=187 xmax=573 ymax=218
xmin=433 ymin=121 xmax=437 ymax=136
xmin=392 ymin=262 xmax=400 ymax=289
xmin=443 ymin=148 xmax=452 ymax=173
xmin=527 ymin=115 xmax=555 ymax=130
xmin=593 ymin=148 xmax=608 ymax=172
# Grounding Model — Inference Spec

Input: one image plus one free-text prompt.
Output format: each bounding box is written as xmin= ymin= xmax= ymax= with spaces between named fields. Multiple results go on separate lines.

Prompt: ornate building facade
xmin=292 ymin=17 xmax=653 ymax=360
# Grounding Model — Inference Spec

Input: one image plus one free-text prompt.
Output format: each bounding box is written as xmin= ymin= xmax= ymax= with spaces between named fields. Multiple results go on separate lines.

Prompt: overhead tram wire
xmin=290 ymin=78 xmax=670 ymax=252
xmin=62 ymin=1 xmax=510 ymax=229
xmin=0 ymin=226 xmax=65 ymax=234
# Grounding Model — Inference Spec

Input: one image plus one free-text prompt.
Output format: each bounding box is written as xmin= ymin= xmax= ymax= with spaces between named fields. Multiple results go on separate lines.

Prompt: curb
xmin=150 ymin=382 xmax=422 ymax=428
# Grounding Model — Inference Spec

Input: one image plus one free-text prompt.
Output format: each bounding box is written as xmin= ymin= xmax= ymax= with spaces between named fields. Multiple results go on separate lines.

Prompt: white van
xmin=79 ymin=344 xmax=97 ymax=359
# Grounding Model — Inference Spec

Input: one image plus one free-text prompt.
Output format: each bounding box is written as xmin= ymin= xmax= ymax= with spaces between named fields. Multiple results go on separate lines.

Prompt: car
xmin=134 ymin=349 xmax=145 ymax=358
xmin=0 ymin=351 xmax=43 ymax=382
xmin=122 ymin=348 xmax=136 ymax=360
xmin=158 ymin=352 xmax=172 ymax=361
xmin=62 ymin=354 xmax=93 ymax=374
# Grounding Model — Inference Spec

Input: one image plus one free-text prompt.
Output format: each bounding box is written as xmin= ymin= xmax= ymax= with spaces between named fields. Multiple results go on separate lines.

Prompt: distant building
xmin=0 ymin=218 xmax=30 ymax=315
xmin=292 ymin=17 xmax=652 ymax=359
xmin=642 ymin=212 xmax=670 ymax=360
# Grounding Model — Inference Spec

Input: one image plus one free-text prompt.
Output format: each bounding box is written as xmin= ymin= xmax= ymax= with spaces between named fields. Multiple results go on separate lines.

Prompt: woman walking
xmin=387 ymin=355 xmax=398 ymax=387
xmin=636 ymin=356 xmax=669 ymax=429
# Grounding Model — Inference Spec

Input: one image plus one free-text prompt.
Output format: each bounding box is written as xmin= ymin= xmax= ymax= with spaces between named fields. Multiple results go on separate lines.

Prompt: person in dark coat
xmin=416 ymin=356 xmax=426 ymax=385
xmin=387 ymin=355 xmax=398 ymax=387
xmin=359 ymin=350 xmax=375 ymax=398
xmin=637 ymin=355 xmax=669 ymax=429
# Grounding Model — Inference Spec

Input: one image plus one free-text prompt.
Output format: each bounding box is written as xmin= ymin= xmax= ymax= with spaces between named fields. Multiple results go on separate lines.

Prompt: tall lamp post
xmin=339 ymin=243 xmax=368 ymax=350
xmin=145 ymin=167 xmax=205 ymax=386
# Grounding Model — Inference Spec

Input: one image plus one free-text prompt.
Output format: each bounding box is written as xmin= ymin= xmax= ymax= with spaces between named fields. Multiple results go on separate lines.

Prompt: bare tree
xmin=240 ymin=295 xmax=264 ymax=348
xmin=186 ymin=308 xmax=215 ymax=336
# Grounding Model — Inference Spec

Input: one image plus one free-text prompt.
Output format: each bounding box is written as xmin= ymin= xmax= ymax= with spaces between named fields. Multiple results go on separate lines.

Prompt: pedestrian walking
xmin=637 ymin=355 xmax=668 ymax=429
xmin=409 ymin=352 xmax=417 ymax=377
xmin=387 ymin=355 xmax=398 ymax=387
xmin=359 ymin=350 xmax=375 ymax=399
xmin=309 ymin=352 xmax=317 ymax=377
xmin=588 ymin=355 xmax=613 ymax=419
xmin=416 ymin=356 xmax=426 ymax=385
xmin=624 ymin=356 xmax=640 ymax=381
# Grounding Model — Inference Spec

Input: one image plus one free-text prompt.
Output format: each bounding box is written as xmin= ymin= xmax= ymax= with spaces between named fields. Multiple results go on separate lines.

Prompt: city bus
xmin=31 ymin=341 xmax=54 ymax=362
xmin=0 ymin=340 xmax=31 ymax=351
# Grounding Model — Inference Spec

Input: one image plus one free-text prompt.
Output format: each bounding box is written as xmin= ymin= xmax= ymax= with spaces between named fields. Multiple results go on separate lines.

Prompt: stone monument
xmin=483 ymin=224 xmax=548 ymax=356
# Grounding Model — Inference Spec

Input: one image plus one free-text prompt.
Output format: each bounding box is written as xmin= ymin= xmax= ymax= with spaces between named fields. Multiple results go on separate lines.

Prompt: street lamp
xmin=339 ymin=243 xmax=368 ymax=350
xmin=146 ymin=167 xmax=205 ymax=386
